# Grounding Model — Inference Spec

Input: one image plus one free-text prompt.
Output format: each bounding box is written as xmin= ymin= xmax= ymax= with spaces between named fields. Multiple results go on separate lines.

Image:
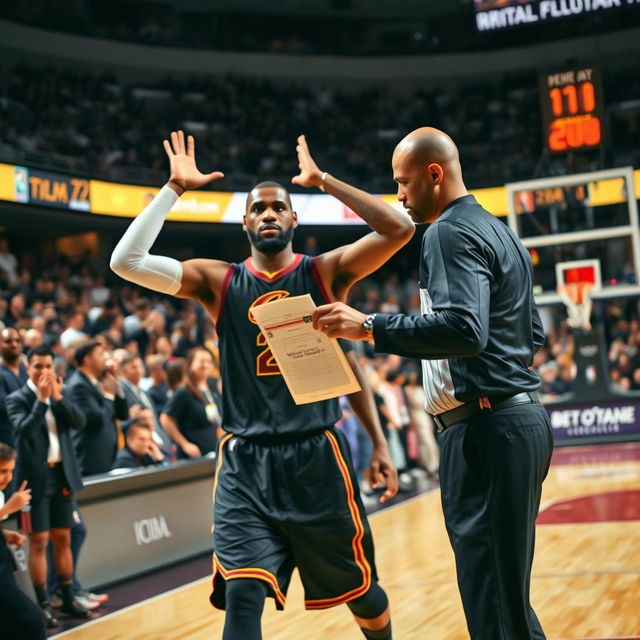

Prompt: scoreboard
xmin=539 ymin=66 xmax=604 ymax=154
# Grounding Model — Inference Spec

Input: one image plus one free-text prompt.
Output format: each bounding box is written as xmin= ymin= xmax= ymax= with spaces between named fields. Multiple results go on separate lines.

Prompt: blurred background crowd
xmin=1 ymin=236 xmax=640 ymax=484
xmin=1 ymin=63 xmax=639 ymax=195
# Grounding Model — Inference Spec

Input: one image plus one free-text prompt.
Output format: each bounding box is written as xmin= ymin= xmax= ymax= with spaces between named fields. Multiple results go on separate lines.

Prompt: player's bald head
xmin=393 ymin=127 xmax=459 ymax=168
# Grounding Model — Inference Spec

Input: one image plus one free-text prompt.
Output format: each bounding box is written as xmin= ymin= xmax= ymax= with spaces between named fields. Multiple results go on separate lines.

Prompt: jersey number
xmin=256 ymin=331 xmax=280 ymax=376
xmin=248 ymin=290 xmax=290 ymax=377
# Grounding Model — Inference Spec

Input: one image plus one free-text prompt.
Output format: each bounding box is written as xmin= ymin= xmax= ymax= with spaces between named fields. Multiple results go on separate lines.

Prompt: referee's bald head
xmin=393 ymin=127 xmax=460 ymax=169
xmin=392 ymin=127 xmax=468 ymax=224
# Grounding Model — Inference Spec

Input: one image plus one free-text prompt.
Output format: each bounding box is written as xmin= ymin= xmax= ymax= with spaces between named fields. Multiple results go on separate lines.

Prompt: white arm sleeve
xmin=110 ymin=185 xmax=183 ymax=295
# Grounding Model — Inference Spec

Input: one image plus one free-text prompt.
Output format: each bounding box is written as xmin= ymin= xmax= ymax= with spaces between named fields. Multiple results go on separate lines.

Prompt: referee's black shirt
xmin=372 ymin=195 xmax=544 ymax=414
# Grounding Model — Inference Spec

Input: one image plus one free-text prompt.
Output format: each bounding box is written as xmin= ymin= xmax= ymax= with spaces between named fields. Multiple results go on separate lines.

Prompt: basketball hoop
xmin=555 ymin=259 xmax=601 ymax=332
xmin=558 ymin=281 xmax=595 ymax=330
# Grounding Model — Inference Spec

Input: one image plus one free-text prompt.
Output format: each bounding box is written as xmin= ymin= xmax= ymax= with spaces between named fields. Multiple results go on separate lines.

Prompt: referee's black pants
xmin=437 ymin=399 xmax=553 ymax=640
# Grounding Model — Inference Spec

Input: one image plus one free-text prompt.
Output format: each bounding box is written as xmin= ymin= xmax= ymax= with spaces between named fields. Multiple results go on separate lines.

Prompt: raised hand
xmin=291 ymin=135 xmax=324 ymax=189
xmin=163 ymin=130 xmax=224 ymax=193
xmin=36 ymin=373 xmax=53 ymax=403
xmin=100 ymin=371 xmax=120 ymax=397
xmin=51 ymin=375 xmax=64 ymax=402
xmin=5 ymin=481 xmax=32 ymax=514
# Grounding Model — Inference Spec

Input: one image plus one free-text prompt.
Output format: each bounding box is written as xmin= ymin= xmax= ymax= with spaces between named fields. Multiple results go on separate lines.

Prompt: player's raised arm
xmin=292 ymin=135 xmax=415 ymax=300
xmin=110 ymin=131 xmax=229 ymax=309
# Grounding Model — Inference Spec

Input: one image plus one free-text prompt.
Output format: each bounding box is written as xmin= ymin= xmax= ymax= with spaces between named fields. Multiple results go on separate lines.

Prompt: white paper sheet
xmin=250 ymin=294 xmax=361 ymax=404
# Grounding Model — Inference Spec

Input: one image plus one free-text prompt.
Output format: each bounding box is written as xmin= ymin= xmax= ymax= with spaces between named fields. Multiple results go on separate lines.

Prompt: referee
xmin=314 ymin=127 xmax=552 ymax=640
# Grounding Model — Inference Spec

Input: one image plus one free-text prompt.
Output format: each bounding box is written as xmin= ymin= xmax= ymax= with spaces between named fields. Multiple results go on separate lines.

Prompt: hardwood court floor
xmin=54 ymin=442 xmax=640 ymax=640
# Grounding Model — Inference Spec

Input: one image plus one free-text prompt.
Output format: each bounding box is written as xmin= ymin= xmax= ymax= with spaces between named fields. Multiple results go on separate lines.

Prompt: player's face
xmin=392 ymin=150 xmax=440 ymax=224
xmin=244 ymin=187 xmax=298 ymax=254
xmin=0 ymin=458 xmax=15 ymax=490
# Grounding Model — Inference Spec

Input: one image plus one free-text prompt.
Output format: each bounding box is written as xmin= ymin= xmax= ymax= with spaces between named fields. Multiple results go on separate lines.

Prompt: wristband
xmin=319 ymin=172 xmax=328 ymax=192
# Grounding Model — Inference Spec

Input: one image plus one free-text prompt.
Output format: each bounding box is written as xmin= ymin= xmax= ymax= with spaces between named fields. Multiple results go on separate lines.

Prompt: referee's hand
xmin=313 ymin=302 xmax=368 ymax=340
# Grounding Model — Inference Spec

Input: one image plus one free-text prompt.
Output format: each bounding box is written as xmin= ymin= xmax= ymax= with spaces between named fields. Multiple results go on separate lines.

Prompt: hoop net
xmin=558 ymin=282 xmax=595 ymax=330
xmin=556 ymin=262 xmax=600 ymax=331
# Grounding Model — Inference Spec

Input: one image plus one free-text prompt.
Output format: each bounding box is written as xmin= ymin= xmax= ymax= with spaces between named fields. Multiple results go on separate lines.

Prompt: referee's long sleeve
xmin=372 ymin=221 xmax=492 ymax=360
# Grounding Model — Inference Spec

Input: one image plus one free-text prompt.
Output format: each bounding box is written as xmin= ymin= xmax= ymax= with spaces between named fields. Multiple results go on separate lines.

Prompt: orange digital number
xmin=548 ymin=116 xmax=601 ymax=151
xmin=549 ymin=82 xmax=596 ymax=117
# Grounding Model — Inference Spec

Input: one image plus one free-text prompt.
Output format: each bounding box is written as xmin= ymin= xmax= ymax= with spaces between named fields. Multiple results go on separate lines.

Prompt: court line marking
xmin=51 ymin=486 xmax=440 ymax=638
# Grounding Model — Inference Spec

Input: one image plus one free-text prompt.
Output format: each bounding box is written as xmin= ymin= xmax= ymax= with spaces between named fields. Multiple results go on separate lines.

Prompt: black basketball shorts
xmin=210 ymin=427 xmax=378 ymax=611
xmin=31 ymin=465 xmax=74 ymax=533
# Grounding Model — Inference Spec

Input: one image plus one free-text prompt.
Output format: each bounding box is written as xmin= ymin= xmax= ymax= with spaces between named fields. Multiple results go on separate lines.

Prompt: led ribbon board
xmin=474 ymin=0 xmax=640 ymax=33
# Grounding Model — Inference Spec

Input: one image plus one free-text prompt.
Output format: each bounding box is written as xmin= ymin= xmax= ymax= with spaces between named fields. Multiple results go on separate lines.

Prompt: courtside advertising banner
xmin=2 ymin=162 xmax=639 ymax=223
xmin=547 ymin=400 xmax=640 ymax=441
xmin=0 ymin=163 xmax=91 ymax=211
xmin=90 ymin=180 xmax=233 ymax=223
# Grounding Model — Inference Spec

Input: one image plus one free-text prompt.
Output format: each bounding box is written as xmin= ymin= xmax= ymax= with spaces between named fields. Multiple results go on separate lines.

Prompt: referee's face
xmin=393 ymin=150 xmax=439 ymax=224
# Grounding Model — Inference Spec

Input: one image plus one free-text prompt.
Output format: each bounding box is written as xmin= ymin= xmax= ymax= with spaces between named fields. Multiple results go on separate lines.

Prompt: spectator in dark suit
xmin=0 ymin=327 xmax=28 ymax=447
xmin=112 ymin=422 xmax=164 ymax=470
xmin=120 ymin=353 xmax=175 ymax=461
xmin=7 ymin=346 xmax=89 ymax=625
xmin=65 ymin=340 xmax=129 ymax=476
xmin=144 ymin=354 xmax=169 ymax=414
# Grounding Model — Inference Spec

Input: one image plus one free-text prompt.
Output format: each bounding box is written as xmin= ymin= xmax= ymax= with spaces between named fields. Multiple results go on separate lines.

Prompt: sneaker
xmin=78 ymin=589 xmax=109 ymax=604
xmin=74 ymin=594 xmax=101 ymax=611
xmin=398 ymin=472 xmax=414 ymax=492
xmin=60 ymin=599 xmax=92 ymax=619
xmin=41 ymin=603 xmax=59 ymax=629
xmin=409 ymin=467 xmax=426 ymax=479
xmin=50 ymin=593 xmax=63 ymax=609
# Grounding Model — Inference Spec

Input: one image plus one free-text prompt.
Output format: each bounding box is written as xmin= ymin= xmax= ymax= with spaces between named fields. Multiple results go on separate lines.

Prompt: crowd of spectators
xmin=2 ymin=64 xmax=639 ymax=194
xmin=1 ymin=233 xmax=639 ymax=473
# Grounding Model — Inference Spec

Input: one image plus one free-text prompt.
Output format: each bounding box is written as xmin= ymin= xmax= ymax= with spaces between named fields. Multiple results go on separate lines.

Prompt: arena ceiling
xmin=144 ymin=0 xmax=469 ymax=18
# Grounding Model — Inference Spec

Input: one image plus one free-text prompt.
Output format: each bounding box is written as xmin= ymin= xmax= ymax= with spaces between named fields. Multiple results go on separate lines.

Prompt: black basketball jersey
xmin=216 ymin=253 xmax=344 ymax=437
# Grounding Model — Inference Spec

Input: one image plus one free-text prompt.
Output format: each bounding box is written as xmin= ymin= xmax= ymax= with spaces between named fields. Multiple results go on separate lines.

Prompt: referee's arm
xmin=373 ymin=222 xmax=492 ymax=360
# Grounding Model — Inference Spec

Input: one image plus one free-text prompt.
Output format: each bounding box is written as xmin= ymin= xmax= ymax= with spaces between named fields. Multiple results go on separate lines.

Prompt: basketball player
xmin=110 ymin=130 xmax=414 ymax=640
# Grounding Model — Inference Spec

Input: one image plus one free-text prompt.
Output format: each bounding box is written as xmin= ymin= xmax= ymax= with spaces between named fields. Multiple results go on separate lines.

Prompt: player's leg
xmin=211 ymin=435 xmax=294 ymax=631
xmin=222 ymin=578 xmax=268 ymax=640
xmin=28 ymin=529 xmax=50 ymax=604
xmin=347 ymin=581 xmax=392 ymax=639
xmin=288 ymin=428 xmax=391 ymax=636
xmin=50 ymin=525 xmax=89 ymax=618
